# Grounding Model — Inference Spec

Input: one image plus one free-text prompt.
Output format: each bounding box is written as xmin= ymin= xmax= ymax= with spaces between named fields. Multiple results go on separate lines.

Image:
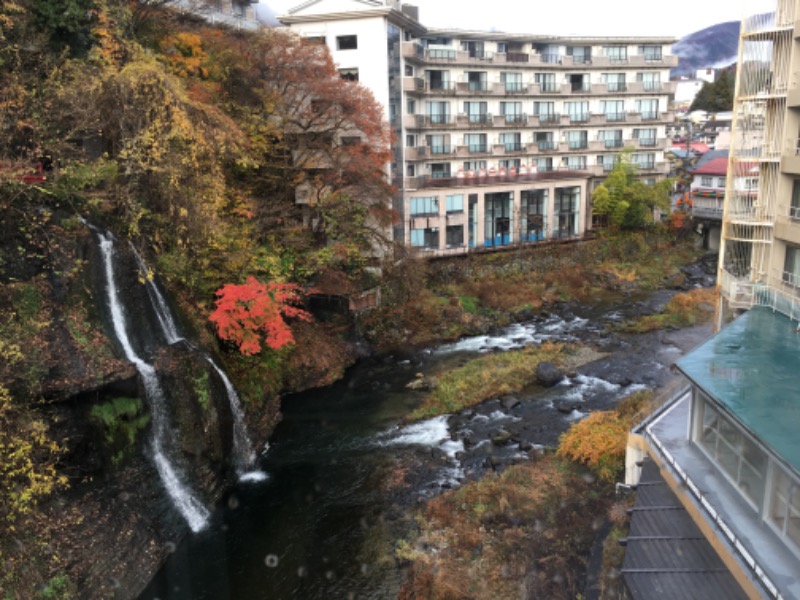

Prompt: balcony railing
xmin=506 ymin=52 xmax=529 ymax=63
xmin=502 ymin=114 xmax=527 ymax=124
xmin=607 ymin=83 xmax=627 ymax=92
xmin=633 ymin=161 xmax=656 ymax=170
xmin=641 ymin=111 xmax=659 ymax=121
xmin=427 ymin=114 xmax=453 ymax=125
xmin=428 ymin=49 xmax=457 ymax=60
xmin=569 ymin=113 xmax=590 ymax=123
xmin=571 ymin=56 xmax=592 ymax=65
xmin=537 ymin=141 xmax=556 ymax=151
xmin=465 ymin=114 xmax=492 ymax=124
xmin=468 ymin=144 xmax=488 ymax=153
xmin=568 ymin=140 xmax=588 ymax=150
xmin=430 ymin=145 xmax=452 ymax=155
xmin=427 ymin=81 xmax=456 ymax=92
xmin=606 ymin=112 xmax=626 ymax=122
xmin=503 ymin=143 xmax=525 ymax=152
xmin=637 ymin=137 xmax=657 ymax=147
xmin=642 ymin=82 xmax=663 ymax=92
xmin=539 ymin=53 xmax=562 ymax=64
xmin=571 ymin=83 xmax=591 ymax=93
xmin=503 ymin=82 xmax=528 ymax=93
xmin=539 ymin=83 xmax=559 ymax=92
xmin=463 ymin=81 xmax=490 ymax=92
xmin=536 ymin=113 xmax=561 ymax=123
xmin=604 ymin=138 xmax=624 ymax=148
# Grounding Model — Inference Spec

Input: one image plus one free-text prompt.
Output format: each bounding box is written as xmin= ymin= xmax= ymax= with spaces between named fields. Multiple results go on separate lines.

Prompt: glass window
xmin=603 ymin=45 xmax=627 ymax=61
xmin=535 ymin=72 xmax=557 ymax=92
xmin=500 ymin=132 xmax=522 ymax=152
xmin=604 ymin=73 xmax=626 ymax=91
xmin=555 ymin=187 xmax=580 ymax=237
xmin=501 ymin=72 xmax=524 ymax=92
xmin=446 ymin=225 xmax=464 ymax=247
xmin=410 ymin=197 xmax=438 ymax=215
xmin=636 ymin=99 xmax=659 ymax=120
xmin=601 ymin=100 xmax=624 ymax=121
xmin=338 ymin=68 xmax=358 ymax=81
xmin=701 ymin=176 xmax=713 ymax=186
xmin=521 ymin=189 xmax=546 ymax=241
xmin=564 ymin=101 xmax=589 ymax=122
xmin=784 ymin=246 xmax=800 ymax=286
xmin=464 ymin=133 xmax=487 ymax=153
xmin=639 ymin=45 xmax=663 ymax=61
xmin=336 ymin=35 xmax=357 ymax=50
xmin=446 ymin=194 xmax=464 ymax=213
xmin=792 ymin=180 xmax=800 ymax=219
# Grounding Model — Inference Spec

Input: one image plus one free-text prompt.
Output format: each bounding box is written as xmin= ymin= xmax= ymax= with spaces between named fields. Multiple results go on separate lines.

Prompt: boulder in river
xmin=536 ymin=361 xmax=565 ymax=387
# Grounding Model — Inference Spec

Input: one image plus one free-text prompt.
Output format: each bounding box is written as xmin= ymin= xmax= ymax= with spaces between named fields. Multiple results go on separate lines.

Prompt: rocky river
xmin=139 ymin=257 xmax=716 ymax=600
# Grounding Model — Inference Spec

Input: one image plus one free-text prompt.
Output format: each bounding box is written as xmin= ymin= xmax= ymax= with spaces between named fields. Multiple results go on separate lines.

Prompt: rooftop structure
xmin=279 ymin=0 xmax=677 ymax=255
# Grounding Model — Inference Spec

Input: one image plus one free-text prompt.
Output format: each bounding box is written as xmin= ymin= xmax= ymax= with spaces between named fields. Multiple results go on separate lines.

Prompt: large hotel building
xmin=279 ymin=0 xmax=677 ymax=255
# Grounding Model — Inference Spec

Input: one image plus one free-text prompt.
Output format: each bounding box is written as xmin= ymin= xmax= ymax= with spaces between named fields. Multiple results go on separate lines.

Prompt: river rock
xmin=501 ymin=395 xmax=521 ymax=410
xmin=491 ymin=429 xmax=513 ymax=446
xmin=536 ymin=361 xmax=565 ymax=387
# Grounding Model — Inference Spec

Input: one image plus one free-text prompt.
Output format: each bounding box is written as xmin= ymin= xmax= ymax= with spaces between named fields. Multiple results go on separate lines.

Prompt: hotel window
xmin=534 ymin=101 xmax=557 ymax=123
xmin=498 ymin=158 xmax=521 ymax=170
xmin=604 ymin=73 xmax=626 ymax=92
xmin=446 ymin=194 xmax=464 ymax=213
xmin=792 ymin=179 xmax=800 ymax=219
xmin=406 ymin=134 xmax=416 ymax=147
xmin=407 ymin=99 xmax=416 ymax=114
xmin=410 ymin=197 xmax=438 ymax=216
xmin=496 ymin=42 xmax=508 ymax=54
xmin=501 ymin=72 xmax=524 ymax=92
xmin=535 ymin=72 xmax=557 ymax=92
xmin=405 ymin=64 xmax=414 ymax=76
xmin=427 ymin=134 xmax=450 ymax=155
xmin=463 ymin=160 xmax=486 ymax=172
xmin=603 ymin=45 xmax=627 ymax=62
xmin=633 ymin=128 xmax=656 ymax=146
xmin=637 ymin=71 xmax=661 ymax=91
xmin=430 ymin=163 xmax=451 ymax=179
xmin=601 ymin=100 xmax=624 ymax=121
xmin=564 ymin=101 xmax=589 ymax=122
xmin=406 ymin=164 xmax=415 ymax=177
xmin=632 ymin=153 xmax=655 ymax=169
xmin=446 ymin=225 xmax=464 ymax=247
xmin=598 ymin=129 xmax=623 ymax=148
xmin=500 ymin=101 xmax=523 ymax=123
xmin=464 ymin=133 xmax=487 ymax=153
xmin=521 ymin=189 xmax=546 ymax=241
xmin=784 ymin=245 xmax=800 ymax=287
xmin=534 ymin=157 xmax=553 ymax=171
xmin=555 ymin=187 xmax=580 ymax=237
xmin=636 ymin=99 xmax=659 ymax=120
xmin=500 ymin=132 xmax=522 ymax=152
xmin=701 ymin=176 xmax=713 ymax=186
xmin=336 ymin=35 xmax=357 ymax=50
xmin=564 ymin=155 xmax=587 ymax=170
xmin=426 ymin=69 xmax=451 ymax=90
xmin=639 ymin=44 xmax=663 ymax=61
xmin=466 ymin=71 xmax=488 ymax=91
xmin=697 ymin=398 xmax=767 ymax=509
xmin=464 ymin=101 xmax=488 ymax=123
xmin=426 ymin=101 xmax=450 ymax=124
xmin=568 ymin=46 xmax=591 ymax=64
xmin=565 ymin=130 xmax=587 ymax=150
xmin=410 ymin=228 xmax=439 ymax=249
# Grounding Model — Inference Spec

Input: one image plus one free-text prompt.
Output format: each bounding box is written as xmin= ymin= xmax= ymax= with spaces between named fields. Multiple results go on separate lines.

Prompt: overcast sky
xmin=258 ymin=0 xmax=777 ymax=38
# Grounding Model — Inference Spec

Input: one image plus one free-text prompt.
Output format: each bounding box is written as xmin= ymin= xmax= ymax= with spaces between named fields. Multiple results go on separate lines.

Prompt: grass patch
xmin=620 ymin=287 xmax=717 ymax=333
xmin=410 ymin=342 xmax=567 ymax=420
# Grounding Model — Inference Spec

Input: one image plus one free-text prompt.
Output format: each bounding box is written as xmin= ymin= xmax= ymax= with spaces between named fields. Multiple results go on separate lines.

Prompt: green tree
xmin=689 ymin=68 xmax=735 ymax=112
xmin=592 ymin=151 xmax=672 ymax=229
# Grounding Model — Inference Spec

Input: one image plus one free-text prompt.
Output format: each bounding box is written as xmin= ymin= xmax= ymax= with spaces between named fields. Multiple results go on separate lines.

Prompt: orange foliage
xmin=557 ymin=410 xmax=629 ymax=482
xmin=159 ymin=32 xmax=212 ymax=79
xmin=209 ymin=277 xmax=312 ymax=355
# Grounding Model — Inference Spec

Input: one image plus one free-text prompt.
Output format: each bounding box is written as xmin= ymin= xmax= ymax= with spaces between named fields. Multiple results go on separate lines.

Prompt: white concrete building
xmin=280 ymin=0 xmax=677 ymax=255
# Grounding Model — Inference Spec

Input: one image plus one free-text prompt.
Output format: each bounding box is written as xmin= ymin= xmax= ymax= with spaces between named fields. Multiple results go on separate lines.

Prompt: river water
xmin=140 ymin=287 xmax=714 ymax=600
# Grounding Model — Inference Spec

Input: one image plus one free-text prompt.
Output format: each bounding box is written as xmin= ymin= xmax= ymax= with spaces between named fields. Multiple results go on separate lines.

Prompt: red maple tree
xmin=209 ymin=277 xmax=312 ymax=355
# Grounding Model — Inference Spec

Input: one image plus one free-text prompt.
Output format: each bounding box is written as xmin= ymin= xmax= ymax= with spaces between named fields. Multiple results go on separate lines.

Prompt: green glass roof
xmin=676 ymin=307 xmax=800 ymax=473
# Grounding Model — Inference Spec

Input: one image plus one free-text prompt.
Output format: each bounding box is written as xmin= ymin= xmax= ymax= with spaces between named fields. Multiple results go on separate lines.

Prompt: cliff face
xmin=0 ymin=213 xmax=290 ymax=597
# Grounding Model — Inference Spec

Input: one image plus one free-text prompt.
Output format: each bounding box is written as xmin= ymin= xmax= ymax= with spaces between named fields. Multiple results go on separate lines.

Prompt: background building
xmin=279 ymin=0 xmax=676 ymax=255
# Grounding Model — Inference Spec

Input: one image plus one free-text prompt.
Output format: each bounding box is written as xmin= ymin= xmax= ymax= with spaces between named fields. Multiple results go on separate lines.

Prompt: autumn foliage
xmin=209 ymin=277 xmax=312 ymax=355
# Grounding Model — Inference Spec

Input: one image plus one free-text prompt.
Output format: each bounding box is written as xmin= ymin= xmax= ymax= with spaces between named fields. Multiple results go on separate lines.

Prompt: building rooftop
xmin=691 ymin=157 xmax=728 ymax=176
xmin=622 ymin=459 xmax=749 ymax=600
xmin=676 ymin=307 xmax=800 ymax=474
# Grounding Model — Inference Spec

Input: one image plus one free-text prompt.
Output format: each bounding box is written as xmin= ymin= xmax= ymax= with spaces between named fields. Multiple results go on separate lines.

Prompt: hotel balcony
xmin=691 ymin=196 xmax=725 ymax=220
xmin=402 ymin=167 xmax=586 ymax=191
xmin=580 ymin=54 xmax=679 ymax=68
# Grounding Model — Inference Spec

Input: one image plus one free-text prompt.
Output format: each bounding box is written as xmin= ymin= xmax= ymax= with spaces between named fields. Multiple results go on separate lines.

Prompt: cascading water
xmin=130 ymin=243 xmax=262 ymax=480
xmin=131 ymin=244 xmax=184 ymax=346
xmin=97 ymin=231 xmax=210 ymax=533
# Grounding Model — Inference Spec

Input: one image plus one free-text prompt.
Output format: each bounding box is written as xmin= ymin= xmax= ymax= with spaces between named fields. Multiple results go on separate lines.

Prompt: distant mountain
xmin=671 ymin=20 xmax=741 ymax=78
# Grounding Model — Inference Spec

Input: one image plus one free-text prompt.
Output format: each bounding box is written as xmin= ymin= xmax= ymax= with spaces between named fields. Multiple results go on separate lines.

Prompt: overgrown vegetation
xmin=398 ymin=391 xmax=662 ymax=599
xmin=411 ymin=342 xmax=601 ymax=420
xmin=89 ymin=396 xmax=150 ymax=466
xmin=620 ymin=287 xmax=717 ymax=333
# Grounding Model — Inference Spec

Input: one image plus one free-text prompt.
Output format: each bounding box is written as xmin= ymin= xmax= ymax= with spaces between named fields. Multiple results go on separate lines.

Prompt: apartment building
xmin=624 ymin=2 xmax=800 ymax=598
xmin=279 ymin=0 xmax=676 ymax=255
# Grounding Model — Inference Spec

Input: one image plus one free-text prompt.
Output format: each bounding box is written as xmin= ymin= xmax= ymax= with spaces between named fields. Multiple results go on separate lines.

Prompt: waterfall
xmin=206 ymin=358 xmax=266 ymax=481
xmin=97 ymin=231 xmax=210 ymax=533
xmin=130 ymin=244 xmax=184 ymax=346
xmin=128 ymin=241 xmax=263 ymax=481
